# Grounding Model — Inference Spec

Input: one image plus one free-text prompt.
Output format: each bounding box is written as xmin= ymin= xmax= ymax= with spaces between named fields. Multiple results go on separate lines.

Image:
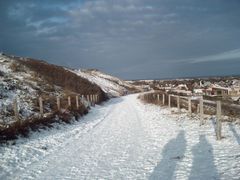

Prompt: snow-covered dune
xmin=0 ymin=54 xmax=104 ymax=127
xmin=72 ymin=69 xmax=139 ymax=97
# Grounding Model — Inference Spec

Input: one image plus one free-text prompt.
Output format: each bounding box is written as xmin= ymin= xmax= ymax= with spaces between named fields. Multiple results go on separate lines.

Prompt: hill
xmin=71 ymin=69 xmax=140 ymax=97
xmin=0 ymin=54 xmax=106 ymax=140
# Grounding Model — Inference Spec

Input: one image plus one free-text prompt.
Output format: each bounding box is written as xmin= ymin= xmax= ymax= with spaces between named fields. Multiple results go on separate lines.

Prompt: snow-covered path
xmin=1 ymin=94 xmax=240 ymax=179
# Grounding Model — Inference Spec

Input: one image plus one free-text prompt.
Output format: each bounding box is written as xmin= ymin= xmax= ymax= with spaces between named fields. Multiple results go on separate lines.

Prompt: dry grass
xmin=9 ymin=62 xmax=25 ymax=72
xmin=18 ymin=58 xmax=106 ymax=100
xmin=0 ymin=99 xmax=89 ymax=141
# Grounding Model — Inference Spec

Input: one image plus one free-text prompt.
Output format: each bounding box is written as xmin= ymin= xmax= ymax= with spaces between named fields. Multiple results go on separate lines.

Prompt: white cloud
xmin=190 ymin=48 xmax=240 ymax=63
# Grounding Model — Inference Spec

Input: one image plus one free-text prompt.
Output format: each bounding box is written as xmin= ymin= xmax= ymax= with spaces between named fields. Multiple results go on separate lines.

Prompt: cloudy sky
xmin=0 ymin=0 xmax=240 ymax=80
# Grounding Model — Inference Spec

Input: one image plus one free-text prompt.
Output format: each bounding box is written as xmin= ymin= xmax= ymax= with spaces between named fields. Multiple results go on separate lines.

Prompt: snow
xmin=0 ymin=55 xmax=40 ymax=124
xmin=0 ymin=94 xmax=240 ymax=179
xmin=0 ymin=55 xmax=12 ymax=73
xmin=71 ymin=69 xmax=137 ymax=97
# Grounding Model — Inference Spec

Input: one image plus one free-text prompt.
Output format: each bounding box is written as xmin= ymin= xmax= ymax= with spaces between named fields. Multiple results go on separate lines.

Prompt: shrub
xmin=9 ymin=62 xmax=24 ymax=72
xmin=0 ymin=70 xmax=4 ymax=77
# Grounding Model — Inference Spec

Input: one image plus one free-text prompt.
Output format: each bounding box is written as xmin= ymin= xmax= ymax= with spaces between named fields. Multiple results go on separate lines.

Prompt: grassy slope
xmin=0 ymin=54 xmax=107 ymax=141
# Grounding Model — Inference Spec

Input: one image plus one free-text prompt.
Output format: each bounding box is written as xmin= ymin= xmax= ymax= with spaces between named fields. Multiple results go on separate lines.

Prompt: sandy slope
xmin=0 ymin=94 xmax=240 ymax=179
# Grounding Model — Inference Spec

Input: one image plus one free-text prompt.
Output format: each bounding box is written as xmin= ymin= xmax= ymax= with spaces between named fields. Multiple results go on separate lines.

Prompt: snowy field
xmin=0 ymin=94 xmax=240 ymax=179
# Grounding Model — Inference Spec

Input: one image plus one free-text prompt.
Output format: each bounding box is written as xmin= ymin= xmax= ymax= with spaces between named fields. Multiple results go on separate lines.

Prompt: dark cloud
xmin=0 ymin=0 xmax=240 ymax=79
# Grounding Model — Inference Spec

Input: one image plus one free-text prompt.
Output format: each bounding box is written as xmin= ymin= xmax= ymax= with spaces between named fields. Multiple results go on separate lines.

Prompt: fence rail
xmin=139 ymin=92 xmax=238 ymax=141
xmin=0 ymin=94 xmax=100 ymax=127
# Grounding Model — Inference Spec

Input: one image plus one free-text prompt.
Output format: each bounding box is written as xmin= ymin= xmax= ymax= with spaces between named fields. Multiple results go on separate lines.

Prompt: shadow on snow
xmin=149 ymin=132 xmax=219 ymax=180
xmin=149 ymin=130 xmax=186 ymax=180
xmin=228 ymin=123 xmax=240 ymax=145
xmin=189 ymin=135 xmax=219 ymax=180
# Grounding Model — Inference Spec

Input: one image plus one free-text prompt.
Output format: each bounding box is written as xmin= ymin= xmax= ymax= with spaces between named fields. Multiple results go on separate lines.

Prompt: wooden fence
xmin=140 ymin=92 xmax=227 ymax=140
xmin=1 ymin=94 xmax=100 ymax=126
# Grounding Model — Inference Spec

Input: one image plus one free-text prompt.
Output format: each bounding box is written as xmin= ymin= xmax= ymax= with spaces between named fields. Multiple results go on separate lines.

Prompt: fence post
xmin=177 ymin=96 xmax=180 ymax=112
xmin=199 ymin=97 xmax=204 ymax=125
xmin=168 ymin=95 xmax=171 ymax=108
xmin=216 ymin=101 xmax=222 ymax=140
xmin=68 ymin=96 xmax=71 ymax=107
xmin=90 ymin=94 xmax=92 ymax=103
xmin=163 ymin=94 xmax=165 ymax=105
xmin=76 ymin=95 xmax=79 ymax=109
xmin=57 ymin=97 xmax=61 ymax=111
xmin=13 ymin=98 xmax=20 ymax=123
xmin=80 ymin=95 xmax=84 ymax=104
xmin=91 ymin=94 xmax=95 ymax=106
xmin=188 ymin=97 xmax=192 ymax=116
xmin=95 ymin=94 xmax=98 ymax=104
xmin=87 ymin=95 xmax=91 ymax=107
xmin=92 ymin=95 xmax=95 ymax=104
xmin=39 ymin=97 xmax=43 ymax=117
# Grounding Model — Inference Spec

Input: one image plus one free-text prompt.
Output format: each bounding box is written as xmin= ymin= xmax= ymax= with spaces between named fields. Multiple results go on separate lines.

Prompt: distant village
xmin=130 ymin=77 xmax=240 ymax=104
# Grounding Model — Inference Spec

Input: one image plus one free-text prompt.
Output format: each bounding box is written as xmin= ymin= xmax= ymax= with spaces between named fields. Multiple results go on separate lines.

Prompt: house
xmin=176 ymin=84 xmax=188 ymax=91
xmin=210 ymin=86 xmax=240 ymax=97
xmin=229 ymin=87 xmax=240 ymax=96
xmin=193 ymin=89 xmax=204 ymax=95
xmin=141 ymin=85 xmax=151 ymax=92
xmin=203 ymin=88 xmax=213 ymax=96
xmin=171 ymin=89 xmax=192 ymax=96
xmin=158 ymin=86 xmax=172 ymax=91
xmin=212 ymin=86 xmax=230 ymax=96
